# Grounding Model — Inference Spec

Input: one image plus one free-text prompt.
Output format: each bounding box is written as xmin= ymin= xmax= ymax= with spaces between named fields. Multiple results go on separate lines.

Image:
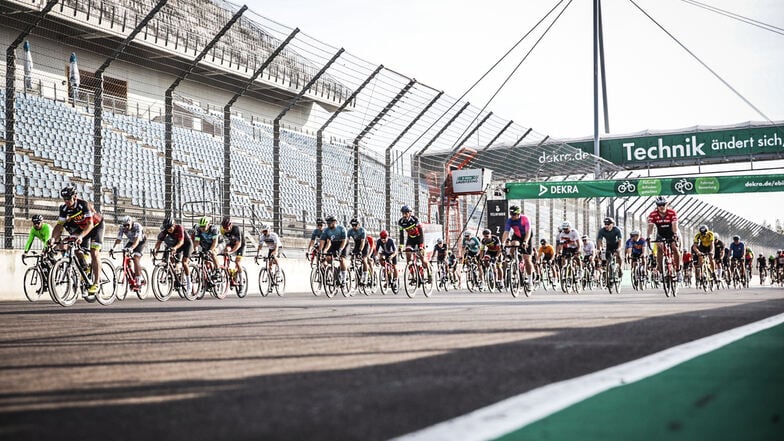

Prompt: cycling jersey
xmin=321 ymin=225 xmax=347 ymax=245
xmin=25 ymin=223 xmax=52 ymax=253
xmin=728 ymin=241 xmax=745 ymax=259
xmin=745 ymin=249 xmax=754 ymax=261
xmin=220 ymin=225 xmax=244 ymax=246
xmin=647 ymin=208 xmax=677 ymax=237
xmin=58 ymin=198 xmax=103 ymax=234
xmin=596 ymin=226 xmax=622 ymax=246
xmin=557 ymin=229 xmax=582 ymax=250
xmin=433 ymin=243 xmax=448 ymax=259
xmin=259 ymin=231 xmax=281 ymax=249
xmin=582 ymin=240 xmax=596 ymax=256
xmin=757 ymin=256 xmax=767 ymax=268
xmin=625 ymin=238 xmax=646 ymax=255
xmin=398 ymin=215 xmax=423 ymax=244
xmin=538 ymin=244 xmax=555 ymax=258
xmin=117 ymin=222 xmax=146 ymax=244
xmin=194 ymin=225 xmax=220 ymax=248
xmin=504 ymin=215 xmax=530 ymax=240
xmin=310 ymin=228 xmax=325 ymax=243
xmin=462 ymin=236 xmax=480 ymax=254
xmin=481 ymin=235 xmax=502 ymax=254
xmin=157 ymin=224 xmax=192 ymax=249
xmin=377 ymin=237 xmax=396 ymax=255
xmin=347 ymin=227 xmax=367 ymax=251
xmin=694 ymin=231 xmax=714 ymax=248
xmin=682 ymin=252 xmax=693 ymax=264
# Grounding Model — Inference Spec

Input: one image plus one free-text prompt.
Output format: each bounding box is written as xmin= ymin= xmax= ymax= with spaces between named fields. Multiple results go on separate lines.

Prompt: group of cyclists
xmin=21 ymin=186 xmax=783 ymax=303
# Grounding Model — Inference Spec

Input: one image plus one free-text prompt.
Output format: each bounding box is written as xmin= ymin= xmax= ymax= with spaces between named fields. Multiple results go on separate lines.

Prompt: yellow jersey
xmin=538 ymin=244 xmax=555 ymax=257
xmin=694 ymin=231 xmax=714 ymax=248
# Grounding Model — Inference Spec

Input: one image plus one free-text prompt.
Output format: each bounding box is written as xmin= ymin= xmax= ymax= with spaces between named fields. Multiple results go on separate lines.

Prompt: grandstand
xmin=1 ymin=0 xmax=779 ymax=256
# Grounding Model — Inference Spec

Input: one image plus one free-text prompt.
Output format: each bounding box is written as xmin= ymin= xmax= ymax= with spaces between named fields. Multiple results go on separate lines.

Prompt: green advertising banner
xmin=505 ymin=174 xmax=784 ymax=199
xmin=567 ymin=123 xmax=784 ymax=167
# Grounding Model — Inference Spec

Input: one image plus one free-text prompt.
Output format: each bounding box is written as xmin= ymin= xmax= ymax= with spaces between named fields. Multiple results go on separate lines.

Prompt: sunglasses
xmin=604 ymin=222 xmax=612 ymax=225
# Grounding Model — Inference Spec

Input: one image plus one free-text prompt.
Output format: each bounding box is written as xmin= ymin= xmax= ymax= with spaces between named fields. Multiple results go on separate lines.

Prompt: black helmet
xmin=316 ymin=218 xmax=324 ymax=226
xmin=161 ymin=217 xmax=174 ymax=231
xmin=60 ymin=186 xmax=76 ymax=200
xmin=325 ymin=215 xmax=337 ymax=223
xmin=400 ymin=205 xmax=412 ymax=213
xmin=655 ymin=196 xmax=667 ymax=206
xmin=482 ymin=229 xmax=491 ymax=235
xmin=31 ymin=214 xmax=43 ymax=224
xmin=604 ymin=217 xmax=614 ymax=225
xmin=732 ymin=235 xmax=740 ymax=241
xmin=699 ymin=225 xmax=708 ymax=234
xmin=350 ymin=218 xmax=359 ymax=226
xmin=221 ymin=216 xmax=232 ymax=229
xmin=540 ymin=238 xmax=547 ymax=245
xmin=509 ymin=205 xmax=521 ymax=215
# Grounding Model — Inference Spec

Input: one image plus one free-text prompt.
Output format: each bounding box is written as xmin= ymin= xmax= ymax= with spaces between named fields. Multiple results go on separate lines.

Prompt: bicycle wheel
xmin=310 ymin=266 xmax=325 ymax=296
xmin=485 ymin=267 xmax=497 ymax=293
xmin=366 ymin=268 xmax=379 ymax=295
xmin=181 ymin=264 xmax=200 ymax=301
xmin=379 ymin=267 xmax=389 ymax=295
xmin=404 ymin=262 xmax=419 ymax=298
xmin=49 ymin=260 xmax=79 ymax=307
xmin=508 ymin=265 xmax=521 ymax=298
xmin=23 ymin=267 xmax=47 ymax=302
xmin=449 ymin=268 xmax=461 ymax=290
xmin=115 ymin=267 xmax=129 ymax=301
xmin=273 ymin=268 xmax=286 ymax=296
xmin=151 ymin=265 xmax=172 ymax=301
xmin=324 ymin=267 xmax=337 ymax=298
xmin=234 ymin=268 xmax=249 ymax=298
xmin=561 ymin=266 xmax=571 ymax=294
xmin=135 ymin=267 xmax=150 ymax=300
xmin=422 ymin=266 xmax=434 ymax=298
xmin=259 ymin=268 xmax=271 ymax=297
xmin=95 ymin=259 xmax=117 ymax=306
xmin=208 ymin=268 xmax=229 ymax=299
xmin=465 ymin=267 xmax=477 ymax=292
xmin=613 ymin=265 xmax=621 ymax=294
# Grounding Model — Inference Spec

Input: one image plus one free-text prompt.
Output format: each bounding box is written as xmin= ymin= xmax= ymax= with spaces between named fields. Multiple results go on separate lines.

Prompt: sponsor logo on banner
xmin=486 ymin=200 xmax=508 ymax=236
xmin=671 ymin=178 xmax=696 ymax=195
xmin=452 ymin=169 xmax=486 ymax=194
xmin=614 ymin=180 xmax=638 ymax=195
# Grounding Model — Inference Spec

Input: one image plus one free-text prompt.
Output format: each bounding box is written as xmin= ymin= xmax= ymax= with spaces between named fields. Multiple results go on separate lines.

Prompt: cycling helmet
xmin=540 ymin=239 xmax=547 ymax=245
xmin=197 ymin=216 xmax=210 ymax=227
xmin=260 ymin=224 xmax=269 ymax=232
xmin=437 ymin=238 xmax=443 ymax=244
xmin=349 ymin=218 xmax=359 ymax=226
xmin=379 ymin=230 xmax=388 ymax=239
xmin=759 ymin=253 xmax=763 ymax=257
xmin=31 ymin=214 xmax=43 ymax=224
xmin=699 ymin=225 xmax=708 ymax=234
xmin=463 ymin=231 xmax=471 ymax=237
xmin=509 ymin=205 xmax=521 ymax=215
xmin=482 ymin=229 xmax=491 ymax=235
xmin=631 ymin=229 xmax=640 ymax=236
xmin=221 ymin=216 xmax=232 ymax=229
xmin=581 ymin=235 xmax=588 ymax=240
xmin=161 ymin=217 xmax=174 ymax=231
xmin=400 ymin=205 xmax=412 ymax=213
xmin=120 ymin=215 xmax=132 ymax=226
xmin=60 ymin=186 xmax=76 ymax=200
xmin=561 ymin=221 xmax=571 ymax=230
xmin=732 ymin=235 xmax=740 ymax=241
xmin=604 ymin=217 xmax=615 ymax=225
xmin=325 ymin=215 xmax=337 ymax=223
xmin=655 ymin=196 xmax=668 ymax=206
xmin=316 ymin=218 xmax=324 ymax=226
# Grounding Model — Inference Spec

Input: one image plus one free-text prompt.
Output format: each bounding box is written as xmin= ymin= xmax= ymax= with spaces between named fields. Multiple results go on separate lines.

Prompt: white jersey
xmin=582 ymin=240 xmax=596 ymax=256
xmin=259 ymin=231 xmax=281 ymax=249
xmin=557 ymin=229 xmax=582 ymax=250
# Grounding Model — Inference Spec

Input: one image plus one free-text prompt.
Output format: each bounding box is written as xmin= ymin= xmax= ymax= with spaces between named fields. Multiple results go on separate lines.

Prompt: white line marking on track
xmin=392 ymin=312 xmax=784 ymax=441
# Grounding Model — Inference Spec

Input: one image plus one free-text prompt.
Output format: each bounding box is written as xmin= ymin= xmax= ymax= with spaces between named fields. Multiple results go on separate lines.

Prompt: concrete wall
xmin=0 ymin=249 xmax=315 ymax=302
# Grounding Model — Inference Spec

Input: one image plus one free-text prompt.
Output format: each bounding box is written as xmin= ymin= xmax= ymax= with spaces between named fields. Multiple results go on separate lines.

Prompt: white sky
xmin=246 ymin=0 xmax=784 ymax=228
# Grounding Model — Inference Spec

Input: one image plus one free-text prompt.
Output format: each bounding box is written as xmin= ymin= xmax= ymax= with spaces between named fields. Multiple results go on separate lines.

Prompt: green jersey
xmin=25 ymin=223 xmax=52 ymax=252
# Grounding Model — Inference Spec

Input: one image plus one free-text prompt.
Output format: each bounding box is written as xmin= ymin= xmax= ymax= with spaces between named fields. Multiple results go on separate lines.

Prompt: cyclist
xmin=193 ymin=216 xmax=221 ymax=271
xmin=152 ymin=217 xmax=193 ymax=294
xmin=398 ymin=205 xmax=431 ymax=282
xmin=24 ymin=214 xmax=51 ymax=254
xmin=556 ymin=221 xmax=583 ymax=274
xmin=714 ymin=235 xmax=726 ymax=281
xmin=691 ymin=225 xmax=715 ymax=283
xmin=376 ymin=230 xmax=398 ymax=283
xmin=582 ymin=235 xmax=597 ymax=277
xmin=744 ymin=247 xmax=754 ymax=281
xmin=646 ymin=196 xmax=681 ymax=281
xmin=111 ymin=215 xmax=147 ymax=287
xmin=462 ymin=230 xmax=483 ymax=285
xmin=480 ymin=228 xmax=504 ymax=290
xmin=347 ymin=218 xmax=372 ymax=285
xmin=257 ymin=224 xmax=282 ymax=275
xmin=537 ymin=238 xmax=555 ymax=278
xmin=728 ymin=235 xmax=747 ymax=281
xmin=50 ymin=186 xmax=105 ymax=296
xmin=682 ymin=248 xmax=693 ymax=284
xmin=777 ymin=250 xmax=784 ymax=279
xmin=319 ymin=215 xmax=348 ymax=286
xmin=220 ymin=216 xmax=246 ymax=280
xmin=757 ymin=253 xmax=767 ymax=282
xmin=597 ymin=217 xmax=623 ymax=278
xmin=624 ymin=230 xmax=647 ymax=275
xmin=501 ymin=205 xmax=534 ymax=288
xmin=306 ymin=218 xmax=326 ymax=263
xmin=433 ymin=238 xmax=448 ymax=281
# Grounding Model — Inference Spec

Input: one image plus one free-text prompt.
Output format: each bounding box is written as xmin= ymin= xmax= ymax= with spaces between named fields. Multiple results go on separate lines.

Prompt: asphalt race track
xmin=0 ymin=286 xmax=782 ymax=441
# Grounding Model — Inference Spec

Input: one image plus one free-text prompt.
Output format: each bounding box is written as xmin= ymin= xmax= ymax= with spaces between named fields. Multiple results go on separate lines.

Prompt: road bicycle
xmin=694 ymin=253 xmax=715 ymax=292
xmin=629 ymin=255 xmax=647 ymax=291
xmin=319 ymin=251 xmax=350 ymax=298
xmin=110 ymin=248 xmax=149 ymax=301
xmin=192 ymin=251 xmax=229 ymax=299
xmin=600 ymin=253 xmax=621 ymax=295
xmin=538 ymin=259 xmax=557 ymax=292
xmin=650 ymin=238 xmax=678 ymax=297
xmin=481 ymin=255 xmax=502 ymax=293
xmin=758 ymin=265 xmax=767 ymax=286
xmin=463 ymin=255 xmax=483 ymax=293
xmin=219 ymin=251 xmax=248 ymax=298
xmin=558 ymin=253 xmax=582 ymax=294
xmin=48 ymin=238 xmax=116 ymax=306
xmin=349 ymin=253 xmax=377 ymax=296
xmin=729 ymin=258 xmax=747 ymax=291
xmin=22 ymin=246 xmax=59 ymax=302
xmin=256 ymin=254 xmax=286 ymax=297
xmin=151 ymin=249 xmax=200 ymax=301
xmin=378 ymin=255 xmax=399 ymax=295
xmin=403 ymin=246 xmax=434 ymax=298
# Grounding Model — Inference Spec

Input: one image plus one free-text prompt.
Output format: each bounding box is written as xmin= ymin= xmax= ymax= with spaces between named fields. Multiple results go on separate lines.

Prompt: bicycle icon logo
xmin=616 ymin=180 xmax=636 ymax=194
xmin=673 ymin=178 xmax=694 ymax=194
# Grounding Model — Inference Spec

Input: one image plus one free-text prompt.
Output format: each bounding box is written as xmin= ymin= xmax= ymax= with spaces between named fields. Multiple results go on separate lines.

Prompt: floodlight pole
xmin=352 ymin=78 xmax=416 ymax=219
xmin=162 ymin=5 xmax=247 ymax=221
xmin=414 ymin=101 xmax=470 ymax=215
xmin=222 ymin=26 xmax=297 ymax=220
xmin=316 ymin=64 xmax=384 ymax=221
xmin=4 ymin=0 xmax=59 ymax=249
xmin=384 ymin=91 xmax=443 ymax=231
xmin=94 ymin=0 xmax=168 ymax=212
xmin=273 ymin=48 xmax=344 ymax=234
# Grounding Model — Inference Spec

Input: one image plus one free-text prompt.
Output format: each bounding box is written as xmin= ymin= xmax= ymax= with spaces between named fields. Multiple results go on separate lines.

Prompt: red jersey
xmin=647 ymin=208 xmax=677 ymax=232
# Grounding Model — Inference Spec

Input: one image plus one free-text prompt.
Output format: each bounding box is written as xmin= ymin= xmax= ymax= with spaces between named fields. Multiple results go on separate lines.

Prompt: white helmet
xmin=120 ymin=215 xmax=132 ymax=226
xmin=631 ymin=229 xmax=640 ymax=236
xmin=561 ymin=221 xmax=571 ymax=230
